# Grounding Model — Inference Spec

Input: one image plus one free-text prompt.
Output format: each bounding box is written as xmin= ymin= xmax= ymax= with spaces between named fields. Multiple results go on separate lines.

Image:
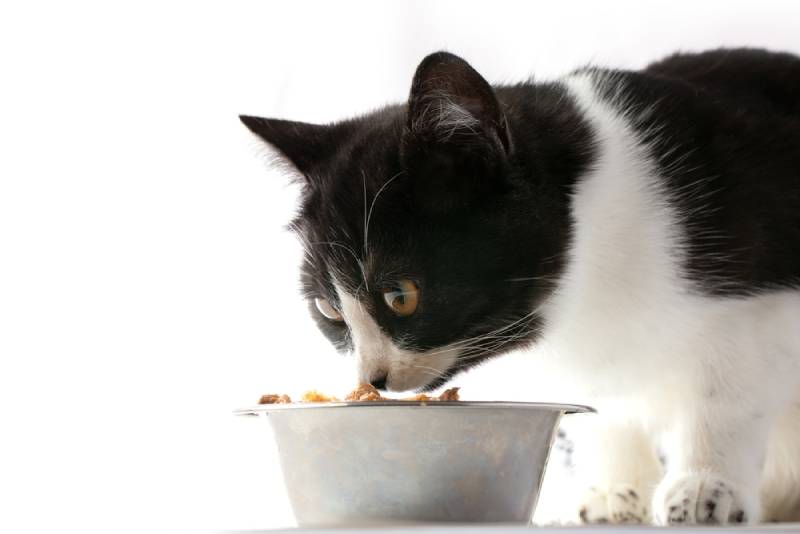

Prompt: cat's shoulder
xmin=565 ymin=48 xmax=800 ymax=116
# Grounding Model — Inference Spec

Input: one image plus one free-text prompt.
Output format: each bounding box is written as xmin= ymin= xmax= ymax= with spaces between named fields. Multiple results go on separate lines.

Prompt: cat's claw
xmin=578 ymin=484 xmax=650 ymax=524
xmin=653 ymin=472 xmax=753 ymax=525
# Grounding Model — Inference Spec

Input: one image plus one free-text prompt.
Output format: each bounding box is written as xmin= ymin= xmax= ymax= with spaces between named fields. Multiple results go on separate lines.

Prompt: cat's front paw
xmin=578 ymin=484 xmax=650 ymax=524
xmin=653 ymin=472 xmax=755 ymax=525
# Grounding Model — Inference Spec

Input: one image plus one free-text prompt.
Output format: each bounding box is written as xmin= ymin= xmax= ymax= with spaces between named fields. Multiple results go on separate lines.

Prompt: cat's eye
xmin=314 ymin=297 xmax=343 ymax=321
xmin=382 ymin=280 xmax=419 ymax=317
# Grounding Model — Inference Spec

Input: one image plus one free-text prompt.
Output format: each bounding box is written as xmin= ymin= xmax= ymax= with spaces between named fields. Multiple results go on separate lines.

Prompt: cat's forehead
xmin=296 ymin=119 xmax=415 ymax=268
xmin=299 ymin=218 xmax=415 ymax=291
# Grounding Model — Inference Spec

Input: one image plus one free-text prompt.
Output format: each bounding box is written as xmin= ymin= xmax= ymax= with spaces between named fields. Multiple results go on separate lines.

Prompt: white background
xmin=2 ymin=1 xmax=799 ymax=532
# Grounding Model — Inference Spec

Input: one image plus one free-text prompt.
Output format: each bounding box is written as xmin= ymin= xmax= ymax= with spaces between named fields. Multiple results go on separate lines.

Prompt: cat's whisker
xmin=409 ymin=367 xmax=442 ymax=380
xmin=311 ymin=240 xmax=369 ymax=292
xmin=506 ymin=275 xmax=554 ymax=283
xmin=420 ymin=325 xmax=536 ymax=358
xmin=422 ymin=326 xmax=533 ymax=357
xmin=439 ymin=307 xmax=543 ymax=349
xmin=409 ymin=363 xmax=445 ymax=376
xmin=453 ymin=330 xmax=532 ymax=355
xmin=361 ymin=169 xmax=368 ymax=257
xmin=363 ymin=170 xmax=405 ymax=259
xmin=431 ymin=321 xmax=537 ymax=359
xmin=450 ymin=331 xmax=533 ymax=361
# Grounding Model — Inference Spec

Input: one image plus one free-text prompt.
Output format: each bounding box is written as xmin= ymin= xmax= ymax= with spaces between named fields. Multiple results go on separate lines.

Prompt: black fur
xmin=241 ymin=48 xmax=800 ymax=389
xmin=586 ymin=48 xmax=800 ymax=294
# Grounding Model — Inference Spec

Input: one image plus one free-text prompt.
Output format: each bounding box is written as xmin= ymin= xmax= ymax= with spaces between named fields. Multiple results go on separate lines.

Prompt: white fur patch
xmin=530 ymin=72 xmax=800 ymax=524
xmin=335 ymin=285 xmax=457 ymax=391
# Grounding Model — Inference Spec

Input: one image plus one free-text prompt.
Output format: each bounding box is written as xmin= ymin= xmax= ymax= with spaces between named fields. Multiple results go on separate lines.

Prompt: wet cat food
xmin=258 ymin=384 xmax=460 ymax=404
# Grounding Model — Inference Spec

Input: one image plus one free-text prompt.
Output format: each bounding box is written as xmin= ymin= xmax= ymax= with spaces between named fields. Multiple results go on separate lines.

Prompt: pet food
xmin=258 ymin=384 xmax=460 ymax=404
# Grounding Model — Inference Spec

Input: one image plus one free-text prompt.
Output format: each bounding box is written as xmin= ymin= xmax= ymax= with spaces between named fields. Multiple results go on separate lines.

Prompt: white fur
xmin=762 ymin=402 xmax=800 ymax=521
xmin=528 ymin=73 xmax=800 ymax=524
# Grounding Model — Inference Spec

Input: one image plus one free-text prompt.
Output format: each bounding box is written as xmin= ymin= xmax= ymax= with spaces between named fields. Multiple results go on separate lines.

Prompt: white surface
xmin=2 ymin=1 xmax=800 ymax=532
xmin=248 ymin=525 xmax=800 ymax=533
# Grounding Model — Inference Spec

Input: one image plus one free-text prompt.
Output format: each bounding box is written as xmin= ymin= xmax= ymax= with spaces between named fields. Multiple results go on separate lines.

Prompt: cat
xmin=241 ymin=48 xmax=800 ymax=525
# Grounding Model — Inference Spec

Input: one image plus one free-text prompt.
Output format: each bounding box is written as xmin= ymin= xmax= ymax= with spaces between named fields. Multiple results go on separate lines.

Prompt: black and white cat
xmin=241 ymin=49 xmax=800 ymax=524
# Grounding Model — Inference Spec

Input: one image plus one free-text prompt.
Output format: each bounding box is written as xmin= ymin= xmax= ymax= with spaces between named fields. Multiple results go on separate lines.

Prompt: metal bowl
xmin=236 ymin=401 xmax=592 ymax=526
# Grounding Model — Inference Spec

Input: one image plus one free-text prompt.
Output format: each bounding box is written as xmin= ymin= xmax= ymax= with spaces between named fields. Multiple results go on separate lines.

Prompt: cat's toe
xmin=653 ymin=472 xmax=754 ymax=525
xmin=578 ymin=484 xmax=649 ymax=524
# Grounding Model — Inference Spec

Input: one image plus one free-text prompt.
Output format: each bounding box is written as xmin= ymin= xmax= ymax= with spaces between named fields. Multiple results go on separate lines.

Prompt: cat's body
xmin=242 ymin=48 xmax=800 ymax=524
xmin=535 ymin=54 xmax=800 ymax=523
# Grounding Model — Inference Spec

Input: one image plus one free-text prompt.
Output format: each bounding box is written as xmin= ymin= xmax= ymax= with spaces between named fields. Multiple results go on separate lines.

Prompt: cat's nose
xmin=370 ymin=374 xmax=388 ymax=391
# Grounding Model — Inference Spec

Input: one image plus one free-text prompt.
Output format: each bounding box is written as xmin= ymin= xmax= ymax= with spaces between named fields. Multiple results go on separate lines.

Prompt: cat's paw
xmin=578 ymin=484 xmax=650 ymax=524
xmin=653 ymin=472 xmax=754 ymax=525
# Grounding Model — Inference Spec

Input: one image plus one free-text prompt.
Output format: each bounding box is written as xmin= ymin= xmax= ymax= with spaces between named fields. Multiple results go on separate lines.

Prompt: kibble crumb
xmin=258 ymin=393 xmax=292 ymax=404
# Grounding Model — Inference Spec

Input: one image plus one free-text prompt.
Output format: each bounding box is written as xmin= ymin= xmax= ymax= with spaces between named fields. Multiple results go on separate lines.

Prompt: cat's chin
xmin=415 ymin=373 xmax=452 ymax=393
xmin=384 ymin=370 xmax=452 ymax=394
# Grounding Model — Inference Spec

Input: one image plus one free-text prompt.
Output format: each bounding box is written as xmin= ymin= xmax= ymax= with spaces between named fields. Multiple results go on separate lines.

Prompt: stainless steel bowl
xmin=236 ymin=401 xmax=592 ymax=526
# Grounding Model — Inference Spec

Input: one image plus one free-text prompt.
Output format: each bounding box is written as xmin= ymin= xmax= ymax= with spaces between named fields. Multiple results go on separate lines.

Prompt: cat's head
xmin=242 ymin=52 xmax=579 ymax=391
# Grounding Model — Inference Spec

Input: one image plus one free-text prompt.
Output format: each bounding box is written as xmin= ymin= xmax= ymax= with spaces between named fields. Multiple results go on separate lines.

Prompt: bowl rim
xmin=234 ymin=400 xmax=595 ymax=416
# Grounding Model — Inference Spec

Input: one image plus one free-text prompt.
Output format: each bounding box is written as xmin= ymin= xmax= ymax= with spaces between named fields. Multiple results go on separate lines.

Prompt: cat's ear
xmin=402 ymin=52 xmax=512 ymax=210
xmin=404 ymin=51 xmax=512 ymax=157
xmin=239 ymin=115 xmax=348 ymax=180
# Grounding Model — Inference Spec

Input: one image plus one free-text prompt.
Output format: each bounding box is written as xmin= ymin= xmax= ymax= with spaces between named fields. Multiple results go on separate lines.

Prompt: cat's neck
xmin=497 ymin=81 xmax=596 ymax=192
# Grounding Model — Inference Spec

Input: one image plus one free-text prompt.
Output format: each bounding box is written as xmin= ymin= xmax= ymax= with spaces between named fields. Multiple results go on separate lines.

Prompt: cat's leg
xmin=652 ymin=399 xmax=772 ymax=525
xmin=761 ymin=401 xmax=800 ymax=522
xmin=570 ymin=414 xmax=662 ymax=524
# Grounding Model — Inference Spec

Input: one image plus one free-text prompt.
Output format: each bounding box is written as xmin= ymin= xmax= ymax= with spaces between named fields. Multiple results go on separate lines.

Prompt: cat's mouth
xmin=358 ymin=344 xmax=460 ymax=393
xmin=361 ymin=335 xmax=522 ymax=393
xmin=388 ymin=372 xmax=453 ymax=394
xmin=358 ymin=324 xmax=541 ymax=393
xmin=412 ymin=343 xmax=516 ymax=392
xmin=415 ymin=356 xmax=486 ymax=392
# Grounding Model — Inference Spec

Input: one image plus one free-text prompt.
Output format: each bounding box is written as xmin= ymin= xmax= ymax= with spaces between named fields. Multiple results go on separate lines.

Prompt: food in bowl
xmin=258 ymin=383 xmax=460 ymax=404
xmin=301 ymin=390 xmax=338 ymax=402
xmin=257 ymin=393 xmax=291 ymax=404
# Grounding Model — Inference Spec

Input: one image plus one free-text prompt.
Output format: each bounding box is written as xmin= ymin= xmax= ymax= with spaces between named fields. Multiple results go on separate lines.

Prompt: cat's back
xmin=645 ymin=48 xmax=800 ymax=116
xmin=563 ymin=49 xmax=800 ymax=294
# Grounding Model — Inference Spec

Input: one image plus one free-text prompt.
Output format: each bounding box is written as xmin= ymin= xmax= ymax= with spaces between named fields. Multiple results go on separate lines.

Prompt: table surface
xmin=223 ymin=524 xmax=800 ymax=533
